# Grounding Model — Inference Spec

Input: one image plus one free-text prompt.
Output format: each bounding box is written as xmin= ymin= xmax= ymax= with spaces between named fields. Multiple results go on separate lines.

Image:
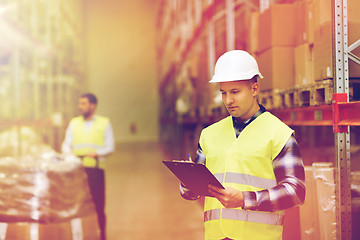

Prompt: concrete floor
xmin=105 ymin=143 xmax=204 ymax=240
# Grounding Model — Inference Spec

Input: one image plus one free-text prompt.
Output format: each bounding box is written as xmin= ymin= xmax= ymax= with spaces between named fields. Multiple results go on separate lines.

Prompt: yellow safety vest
xmin=199 ymin=112 xmax=294 ymax=240
xmin=71 ymin=115 xmax=109 ymax=169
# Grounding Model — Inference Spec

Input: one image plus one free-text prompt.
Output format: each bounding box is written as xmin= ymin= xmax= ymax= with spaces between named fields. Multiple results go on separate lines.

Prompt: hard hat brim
xmin=209 ymin=73 xmax=263 ymax=83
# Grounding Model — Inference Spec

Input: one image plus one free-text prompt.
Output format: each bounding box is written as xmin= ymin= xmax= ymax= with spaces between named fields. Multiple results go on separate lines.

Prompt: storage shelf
xmin=163 ymin=99 xmax=360 ymax=128
xmin=338 ymin=101 xmax=360 ymax=126
xmin=0 ymin=0 xmax=86 ymax=152
xmin=270 ymin=105 xmax=333 ymax=126
xmin=0 ymin=119 xmax=53 ymax=129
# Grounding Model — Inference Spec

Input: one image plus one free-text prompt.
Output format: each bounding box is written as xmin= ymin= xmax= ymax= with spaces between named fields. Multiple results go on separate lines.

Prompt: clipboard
xmin=162 ymin=160 xmax=224 ymax=197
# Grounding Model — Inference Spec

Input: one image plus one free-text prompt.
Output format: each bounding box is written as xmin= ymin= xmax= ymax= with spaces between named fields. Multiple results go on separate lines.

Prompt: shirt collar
xmin=232 ymin=104 xmax=266 ymax=129
xmin=83 ymin=114 xmax=97 ymax=122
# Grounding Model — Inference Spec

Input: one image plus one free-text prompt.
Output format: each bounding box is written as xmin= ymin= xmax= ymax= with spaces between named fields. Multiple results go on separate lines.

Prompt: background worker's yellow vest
xmin=199 ymin=112 xmax=294 ymax=240
xmin=71 ymin=115 xmax=109 ymax=169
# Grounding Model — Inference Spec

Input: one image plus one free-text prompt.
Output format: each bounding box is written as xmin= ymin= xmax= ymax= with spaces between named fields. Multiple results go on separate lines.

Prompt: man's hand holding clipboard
xmin=208 ymin=184 xmax=244 ymax=208
xmin=163 ymin=157 xmax=245 ymax=208
xmin=162 ymin=159 xmax=225 ymax=197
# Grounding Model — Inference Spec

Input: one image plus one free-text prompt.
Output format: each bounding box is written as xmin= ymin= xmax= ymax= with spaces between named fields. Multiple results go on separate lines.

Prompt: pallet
xmin=297 ymin=79 xmax=333 ymax=107
xmin=350 ymin=79 xmax=360 ymax=101
xmin=258 ymin=89 xmax=283 ymax=109
xmin=281 ymin=87 xmax=300 ymax=108
xmin=258 ymin=80 xmax=334 ymax=109
xmin=227 ymin=79 xmax=357 ymax=111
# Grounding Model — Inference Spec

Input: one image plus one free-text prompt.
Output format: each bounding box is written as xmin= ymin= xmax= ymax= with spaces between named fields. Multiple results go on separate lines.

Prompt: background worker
xmin=62 ymin=92 xmax=115 ymax=240
xmin=180 ymin=50 xmax=306 ymax=240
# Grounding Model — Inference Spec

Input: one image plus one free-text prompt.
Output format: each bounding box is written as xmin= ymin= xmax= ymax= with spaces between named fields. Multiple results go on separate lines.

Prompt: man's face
xmin=220 ymin=80 xmax=258 ymax=120
xmin=78 ymin=97 xmax=95 ymax=118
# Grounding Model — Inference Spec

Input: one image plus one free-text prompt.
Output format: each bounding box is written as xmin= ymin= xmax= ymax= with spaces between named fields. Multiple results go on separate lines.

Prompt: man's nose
xmin=225 ymin=94 xmax=233 ymax=105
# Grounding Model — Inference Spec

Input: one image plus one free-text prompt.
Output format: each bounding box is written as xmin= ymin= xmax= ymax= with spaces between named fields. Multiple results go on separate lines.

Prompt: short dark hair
xmin=81 ymin=93 xmax=98 ymax=105
xmin=247 ymin=75 xmax=258 ymax=87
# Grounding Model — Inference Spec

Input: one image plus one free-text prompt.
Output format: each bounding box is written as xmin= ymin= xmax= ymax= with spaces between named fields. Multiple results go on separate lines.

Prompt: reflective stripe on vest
xmin=204 ymin=209 xmax=284 ymax=225
xmin=73 ymin=143 xmax=104 ymax=150
xmin=214 ymin=172 xmax=277 ymax=189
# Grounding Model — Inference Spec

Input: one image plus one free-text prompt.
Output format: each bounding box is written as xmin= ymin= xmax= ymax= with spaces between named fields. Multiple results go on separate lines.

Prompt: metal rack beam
xmin=270 ymin=97 xmax=360 ymax=128
xmin=348 ymin=39 xmax=360 ymax=64
xmin=270 ymin=105 xmax=333 ymax=126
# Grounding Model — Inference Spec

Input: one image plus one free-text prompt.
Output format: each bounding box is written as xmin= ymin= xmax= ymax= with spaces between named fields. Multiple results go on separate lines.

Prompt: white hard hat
xmin=209 ymin=50 xmax=263 ymax=83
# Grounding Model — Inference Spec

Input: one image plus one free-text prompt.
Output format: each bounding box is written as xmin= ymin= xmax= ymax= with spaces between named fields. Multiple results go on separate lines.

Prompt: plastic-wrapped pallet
xmin=299 ymin=166 xmax=320 ymax=240
xmin=0 ymin=126 xmax=54 ymax=158
xmin=312 ymin=162 xmax=336 ymax=240
xmin=0 ymin=152 xmax=100 ymax=239
xmin=0 ymin=127 xmax=100 ymax=239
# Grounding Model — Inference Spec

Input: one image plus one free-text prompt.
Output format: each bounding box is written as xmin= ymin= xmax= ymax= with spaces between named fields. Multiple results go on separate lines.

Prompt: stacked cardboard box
xmin=257 ymin=47 xmax=295 ymax=91
xmin=257 ymin=4 xmax=297 ymax=91
xmin=258 ymin=4 xmax=297 ymax=53
xmin=294 ymin=0 xmax=314 ymax=46
xmin=313 ymin=21 xmax=332 ymax=81
xmin=295 ymin=43 xmax=314 ymax=86
xmin=257 ymin=0 xmax=360 ymax=92
xmin=299 ymin=166 xmax=320 ymax=240
xmin=294 ymin=0 xmax=315 ymax=86
xmin=214 ymin=15 xmax=227 ymax=61
xmin=247 ymin=12 xmax=259 ymax=55
xmin=313 ymin=0 xmax=360 ymax=81
xmin=313 ymin=20 xmax=360 ymax=81
xmin=257 ymin=0 xmax=317 ymax=90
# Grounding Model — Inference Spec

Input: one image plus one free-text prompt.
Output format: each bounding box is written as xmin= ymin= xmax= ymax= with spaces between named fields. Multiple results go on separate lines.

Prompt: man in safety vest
xmin=62 ymin=93 xmax=114 ymax=240
xmin=180 ymin=50 xmax=305 ymax=240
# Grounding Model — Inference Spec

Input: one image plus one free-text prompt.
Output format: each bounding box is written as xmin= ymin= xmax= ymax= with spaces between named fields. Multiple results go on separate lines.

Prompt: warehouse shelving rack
xmin=157 ymin=0 xmax=360 ymax=238
xmin=0 ymin=0 xmax=85 ymax=152
xmin=271 ymin=0 xmax=360 ymax=239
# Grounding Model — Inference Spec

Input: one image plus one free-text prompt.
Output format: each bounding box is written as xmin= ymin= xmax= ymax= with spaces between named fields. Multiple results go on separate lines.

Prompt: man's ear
xmin=252 ymin=82 xmax=260 ymax=96
xmin=91 ymin=103 xmax=97 ymax=111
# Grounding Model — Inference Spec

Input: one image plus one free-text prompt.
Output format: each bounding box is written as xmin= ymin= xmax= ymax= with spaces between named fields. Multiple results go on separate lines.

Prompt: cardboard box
xmin=234 ymin=7 xmax=247 ymax=50
xmin=258 ymin=4 xmax=297 ymax=52
xmin=295 ymin=43 xmax=314 ymax=86
xmin=314 ymin=21 xmax=360 ymax=81
xmin=295 ymin=0 xmax=314 ymax=45
xmin=295 ymin=1 xmax=307 ymax=46
xmin=313 ymin=0 xmax=331 ymax=28
xmin=214 ymin=15 xmax=227 ymax=60
xmin=348 ymin=0 xmax=360 ymax=22
xmin=312 ymin=163 xmax=336 ymax=240
xmin=307 ymin=1 xmax=314 ymax=44
xmin=256 ymin=47 xmax=295 ymax=91
xmin=299 ymin=166 xmax=320 ymax=240
xmin=313 ymin=22 xmax=332 ymax=81
xmin=313 ymin=0 xmax=360 ymax=28
xmin=247 ymin=11 xmax=259 ymax=54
